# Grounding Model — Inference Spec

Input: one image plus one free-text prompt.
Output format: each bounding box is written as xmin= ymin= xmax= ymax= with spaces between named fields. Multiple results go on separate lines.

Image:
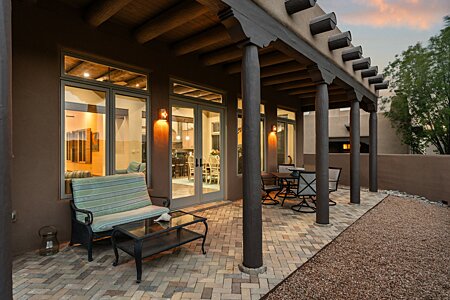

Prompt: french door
xmin=170 ymin=101 xmax=224 ymax=208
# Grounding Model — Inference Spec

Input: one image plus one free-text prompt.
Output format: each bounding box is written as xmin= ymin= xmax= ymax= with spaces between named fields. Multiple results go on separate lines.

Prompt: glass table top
xmin=114 ymin=211 xmax=205 ymax=239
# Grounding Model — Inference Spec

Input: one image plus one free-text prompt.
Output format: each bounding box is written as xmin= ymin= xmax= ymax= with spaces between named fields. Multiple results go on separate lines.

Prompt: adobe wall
xmin=304 ymin=154 xmax=450 ymax=202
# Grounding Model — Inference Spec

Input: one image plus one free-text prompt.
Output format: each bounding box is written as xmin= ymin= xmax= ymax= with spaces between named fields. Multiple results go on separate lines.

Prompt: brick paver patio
xmin=13 ymin=189 xmax=386 ymax=300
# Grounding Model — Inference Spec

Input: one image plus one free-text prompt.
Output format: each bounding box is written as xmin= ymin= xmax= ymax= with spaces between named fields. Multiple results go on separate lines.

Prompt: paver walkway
xmin=13 ymin=188 xmax=385 ymax=299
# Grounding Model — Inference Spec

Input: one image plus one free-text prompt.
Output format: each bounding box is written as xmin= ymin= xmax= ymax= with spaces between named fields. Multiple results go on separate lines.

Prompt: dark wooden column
xmin=0 ymin=0 xmax=12 ymax=299
xmin=309 ymin=66 xmax=335 ymax=225
xmin=315 ymin=83 xmax=330 ymax=224
xmin=369 ymin=111 xmax=378 ymax=192
xmin=240 ymin=42 xmax=264 ymax=272
xmin=350 ymin=97 xmax=361 ymax=204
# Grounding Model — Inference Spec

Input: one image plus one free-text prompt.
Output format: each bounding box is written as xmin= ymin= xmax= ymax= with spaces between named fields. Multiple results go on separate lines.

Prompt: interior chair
xmin=202 ymin=157 xmax=210 ymax=183
xmin=209 ymin=156 xmax=220 ymax=184
xmin=261 ymin=174 xmax=281 ymax=205
xmin=328 ymin=167 xmax=342 ymax=206
xmin=291 ymin=171 xmax=317 ymax=213
xmin=187 ymin=156 xmax=195 ymax=181
xmin=116 ymin=161 xmax=145 ymax=174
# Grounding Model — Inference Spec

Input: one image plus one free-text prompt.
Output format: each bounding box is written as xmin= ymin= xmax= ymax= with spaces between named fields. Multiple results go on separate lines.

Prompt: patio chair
xmin=292 ymin=171 xmax=317 ymax=213
xmin=328 ymin=167 xmax=342 ymax=206
xmin=261 ymin=174 xmax=281 ymax=205
xmin=276 ymin=163 xmax=298 ymax=201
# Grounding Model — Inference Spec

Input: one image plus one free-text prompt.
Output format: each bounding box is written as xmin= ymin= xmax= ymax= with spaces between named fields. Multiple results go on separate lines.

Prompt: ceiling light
xmin=135 ymin=84 xmax=140 ymax=87
xmin=83 ymin=72 xmax=90 ymax=78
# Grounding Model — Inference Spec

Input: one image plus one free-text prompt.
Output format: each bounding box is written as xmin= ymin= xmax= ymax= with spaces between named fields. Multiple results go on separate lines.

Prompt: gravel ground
xmin=264 ymin=196 xmax=450 ymax=300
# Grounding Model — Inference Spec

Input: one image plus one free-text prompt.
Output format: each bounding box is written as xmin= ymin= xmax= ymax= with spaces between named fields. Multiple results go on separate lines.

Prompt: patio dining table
xmin=271 ymin=172 xmax=299 ymax=206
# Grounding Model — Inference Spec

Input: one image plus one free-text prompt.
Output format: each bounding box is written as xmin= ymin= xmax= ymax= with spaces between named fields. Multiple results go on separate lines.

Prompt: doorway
xmin=170 ymin=101 xmax=224 ymax=208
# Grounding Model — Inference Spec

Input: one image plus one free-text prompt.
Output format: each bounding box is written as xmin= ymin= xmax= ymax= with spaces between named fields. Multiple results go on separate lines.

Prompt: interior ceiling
xmin=55 ymin=0 xmax=364 ymax=111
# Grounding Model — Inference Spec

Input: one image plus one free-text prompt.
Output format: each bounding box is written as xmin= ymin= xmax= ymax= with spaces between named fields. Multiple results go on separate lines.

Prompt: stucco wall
xmin=11 ymin=2 xmax=304 ymax=255
xmin=304 ymin=154 xmax=450 ymax=202
xmin=303 ymin=110 xmax=409 ymax=154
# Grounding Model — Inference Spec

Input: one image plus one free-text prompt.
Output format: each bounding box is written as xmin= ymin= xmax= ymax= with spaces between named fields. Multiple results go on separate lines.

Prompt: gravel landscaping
xmin=264 ymin=196 xmax=450 ymax=300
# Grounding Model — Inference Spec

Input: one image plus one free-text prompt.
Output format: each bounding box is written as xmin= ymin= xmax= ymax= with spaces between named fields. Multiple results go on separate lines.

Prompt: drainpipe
xmin=0 ymin=0 xmax=13 ymax=298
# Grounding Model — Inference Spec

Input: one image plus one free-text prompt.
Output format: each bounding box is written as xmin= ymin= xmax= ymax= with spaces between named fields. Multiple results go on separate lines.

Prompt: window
xmin=64 ymin=85 xmax=106 ymax=178
xmin=172 ymin=81 xmax=223 ymax=103
xmin=277 ymin=108 xmax=296 ymax=164
xmin=61 ymin=54 xmax=150 ymax=198
xmin=64 ymin=55 xmax=148 ymax=90
xmin=237 ymin=99 xmax=265 ymax=174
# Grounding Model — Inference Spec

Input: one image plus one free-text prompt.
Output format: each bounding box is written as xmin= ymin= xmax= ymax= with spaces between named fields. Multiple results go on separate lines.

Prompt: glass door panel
xmin=277 ymin=122 xmax=286 ymax=164
xmin=171 ymin=105 xmax=196 ymax=200
xmin=201 ymin=109 xmax=222 ymax=195
xmin=64 ymin=85 xmax=106 ymax=178
xmin=114 ymin=94 xmax=147 ymax=174
xmin=287 ymin=123 xmax=295 ymax=164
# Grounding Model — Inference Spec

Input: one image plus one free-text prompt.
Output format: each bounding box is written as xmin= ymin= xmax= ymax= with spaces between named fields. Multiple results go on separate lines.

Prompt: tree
xmin=382 ymin=16 xmax=450 ymax=154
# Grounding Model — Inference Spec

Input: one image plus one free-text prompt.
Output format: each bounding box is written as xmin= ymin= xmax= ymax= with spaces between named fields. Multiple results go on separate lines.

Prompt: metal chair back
xmin=296 ymin=171 xmax=317 ymax=197
xmin=329 ymin=167 xmax=342 ymax=192
xmin=278 ymin=163 xmax=295 ymax=173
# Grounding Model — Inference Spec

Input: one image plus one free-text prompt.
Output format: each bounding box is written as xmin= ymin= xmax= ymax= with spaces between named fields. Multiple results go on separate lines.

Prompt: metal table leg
xmin=202 ymin=221 xmax=208 ymax=255
xmin=134 ymin=240 xmax=143 ymax=283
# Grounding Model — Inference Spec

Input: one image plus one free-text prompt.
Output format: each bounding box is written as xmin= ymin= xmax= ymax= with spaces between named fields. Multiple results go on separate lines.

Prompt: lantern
xmin=38 ymin=226 xmax=60 ymax=256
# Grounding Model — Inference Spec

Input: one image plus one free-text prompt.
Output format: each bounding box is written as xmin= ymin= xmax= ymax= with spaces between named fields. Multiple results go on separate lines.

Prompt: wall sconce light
xmin=159 ymin=108 xmax=168 ymax=121
xmin=271 ymin=124 xmax=277 ymax=133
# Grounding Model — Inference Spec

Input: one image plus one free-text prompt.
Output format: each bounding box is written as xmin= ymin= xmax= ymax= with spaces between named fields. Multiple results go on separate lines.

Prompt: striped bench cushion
xmin=91 ymin=205 xmax=169 ymax=232
xmin=72 ymin=173 xmax=152 ymax=223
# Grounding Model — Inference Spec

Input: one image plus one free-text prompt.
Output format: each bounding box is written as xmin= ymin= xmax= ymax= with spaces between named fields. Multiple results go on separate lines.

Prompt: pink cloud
xmin=335 ymin=0 xmax=449 ymax=30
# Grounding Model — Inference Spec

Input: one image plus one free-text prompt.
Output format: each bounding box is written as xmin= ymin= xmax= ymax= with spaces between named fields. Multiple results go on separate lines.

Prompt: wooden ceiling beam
xmin=200 ymin=45 xmax=242 ymax=66
xmin=225 ymin=52 xmax=293 ymax=74
xmin=135 ymin=1 xmax=208 ymax=44
xmin=297 ymin=88 xmax=345 ymax=98
xmin=262 ymin=72 xmax=310 ymax=86
xmin=125 ymin=76 xmax=147 ymax=88
xmin=85 ymin=0 xmax=133 ymax=27
xmin=301 ymin=100 xmax=350 ymax=111
xmin=276 ymin=79 xmax=314 ymax=91
xmin=172 ymin=25 xmax=230 ymax=56
xmin=260 ymin=62 xmax=306 ymax=79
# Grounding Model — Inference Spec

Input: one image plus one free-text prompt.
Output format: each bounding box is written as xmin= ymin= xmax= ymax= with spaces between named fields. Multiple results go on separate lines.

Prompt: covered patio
xmin=13 ymin=189 xmax=385 ymax=299
xmin=1 ymin=0 xmax=390 ymax=298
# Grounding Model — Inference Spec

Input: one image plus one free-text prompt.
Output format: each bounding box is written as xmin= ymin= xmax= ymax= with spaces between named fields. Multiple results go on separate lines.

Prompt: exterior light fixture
xmin=83 ymin=72 xmax=90 ymax=78
xmin=271 ymin=125 xmax=277 ymax=133
xmin=159 ymin=108 xmax=168 ymax=121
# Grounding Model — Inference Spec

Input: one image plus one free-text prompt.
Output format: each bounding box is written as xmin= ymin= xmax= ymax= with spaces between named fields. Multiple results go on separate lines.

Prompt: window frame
xmin=277 ymin=108 xmax=296 ymax=165
xmin=60 ymin=53 xmax=151 ymax=200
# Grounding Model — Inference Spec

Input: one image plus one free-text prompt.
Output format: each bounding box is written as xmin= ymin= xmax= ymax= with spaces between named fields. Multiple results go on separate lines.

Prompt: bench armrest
xmin=151 ymin=195 xmax=171 ymax=208
xmin=70 ymin=201 xmax=94 ymax=226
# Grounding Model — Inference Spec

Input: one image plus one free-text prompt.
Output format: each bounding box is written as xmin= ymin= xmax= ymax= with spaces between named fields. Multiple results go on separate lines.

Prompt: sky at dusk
xmin=319 ymin=0 xmax=450 ymax=73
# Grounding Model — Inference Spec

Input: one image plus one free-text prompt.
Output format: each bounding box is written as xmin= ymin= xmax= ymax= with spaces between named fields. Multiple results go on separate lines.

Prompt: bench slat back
xmin=72 ymin=173 xmax=152 ymax=219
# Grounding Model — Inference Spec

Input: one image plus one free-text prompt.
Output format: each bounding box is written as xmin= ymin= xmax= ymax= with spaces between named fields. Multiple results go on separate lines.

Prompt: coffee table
xmin=111 ymin=211 xmax=208 ymax=283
